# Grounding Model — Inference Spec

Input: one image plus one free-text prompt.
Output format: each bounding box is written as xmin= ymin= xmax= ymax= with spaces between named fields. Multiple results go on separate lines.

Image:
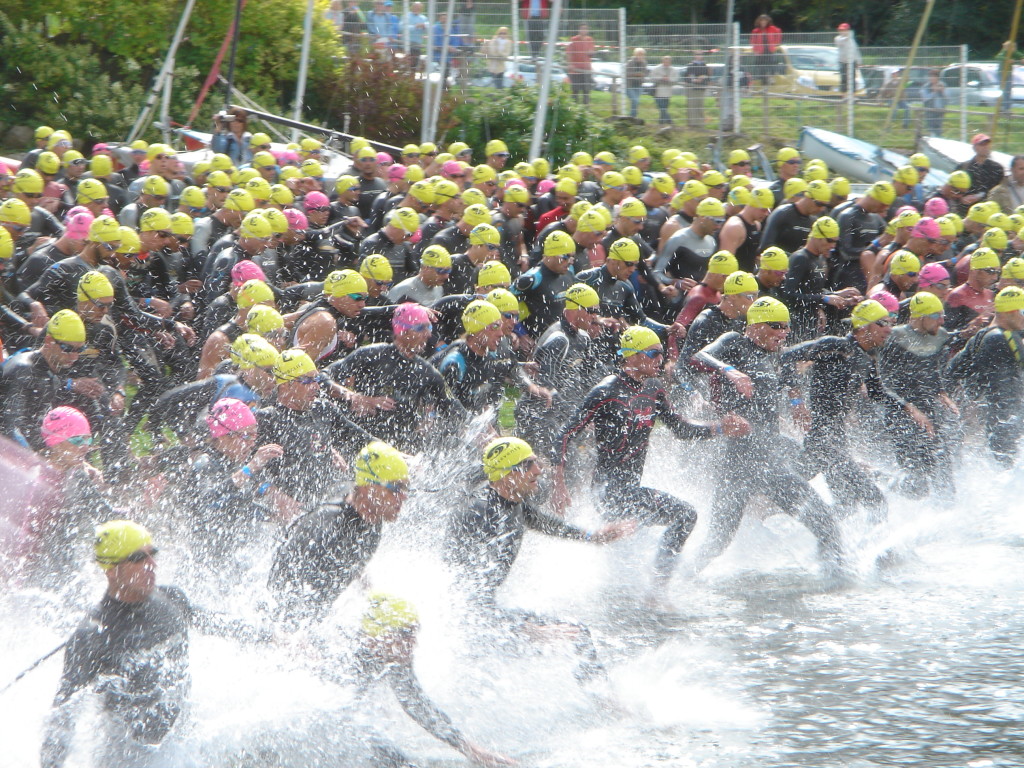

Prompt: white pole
xmin=529 ymin=0 xmax=564 ymax=159
xmin=429 ymin=0 xmax=456 ymax=142
xmin=732 ymin=21 xmax=741 ymax=132
xmin=292 ymin=0 xmax=316 ymax=143
xmin=511 ymin=0 xmax=521 ymax=80
xmin=617 ymin=7 xmax=627 ymax=116
xmin=126 ymin=0 xmax=197 ymax=142
xmin=960 ymin=44 xmax=968 ymax=142
xmin=421 ymin=0 xmax=437 ymax=142
xmin=403 ymin=0 xmax=411 ymax=58
xmin=161 ymin=57 xmax=174 ymax=145
xmin=847 ymin=57 xmax=854 ymax=136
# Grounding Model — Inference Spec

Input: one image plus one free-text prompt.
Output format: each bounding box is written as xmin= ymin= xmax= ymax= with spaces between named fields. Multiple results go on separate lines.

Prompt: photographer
xmin=210 ymin=108 xmax=253 ymax=167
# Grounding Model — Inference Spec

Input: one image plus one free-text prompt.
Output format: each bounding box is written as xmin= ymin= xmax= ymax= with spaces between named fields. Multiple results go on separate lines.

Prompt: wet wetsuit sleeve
xmin=693 ymin=332 xmax=738 ymax=373
xmin=655 ymin=391 xmax=716 ymax=440
xmin=534 ymin=333 xmax=569 ymax=389
xmin=778 ymin=252 xmax=825 ymax=309
xmin=554 ymin=382 xmax=608 ymax=464
xmin=523 ymin=502 xmax=593 ymax=541
xmin=331 ymin=404 xmax=379 ymax=456
xmin=386 ymin=662 xmax=467 ymax=750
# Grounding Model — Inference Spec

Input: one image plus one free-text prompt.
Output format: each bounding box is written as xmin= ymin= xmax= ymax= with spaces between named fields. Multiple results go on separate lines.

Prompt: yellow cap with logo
xmin=239 ymin=211 xmax=272 ymax=239
xmin=564 ymin=283 xmax=600 ymax=309
xmin=230 ymin=333 xmax=280 ymax=369
xmin=236 ymin=279 xmax=275 ymax=309
xmin=759 ymin=246 xmax=789 ymax=271
xmin=908 ymin=291 xmax=944 ymax=318
xmin=811 ymin=216 xmax=839 ymax=239
xmin=463 ymin=204 xmax=492 ymax=227
xmin=324 ymin=269 xmax=368 ymax=297
xmin=850 ymin=299 xmax=890 ymax=329
xmin=94 ymin=520 xmax=153 ymax=570
xmin=889 ymin=250 xmax=922 ymax=276
xmin=618 ymin=198 xmax=647 ymax=218
xmin=695 ymin=197 xmax=726 ymax=217
xmin=469 ymin=222 xmax=500 ymax=246
xmin=608 ymin=238 xmax=641 ymax=263
xmin=13 ymin=169 xmax=44 ymax=195
xmin=707 ymin=250 xmax=739 ymax=275
xmin=969 ymin=247 xmax=1001 ymax=271
xmin=462 ymin=299 xmax=502 ymax=333
xmin=619 ymin=325 xmax=661 ymax=357
xmin=477 ymin=260 xmax=512 ymax=287
xmin=360 ymin=254 xmax=394 ymax=282
xmin=543 ymin=230 xmax=576 ymax=257
xmin=77 ymin=270 xmax=114 ymax=302
xmin=422 ymin=244 xmax=452 ymax=268
xmin=48 ymin=309 xmax=86 ymax=343
xmin=723 ymin=271 xmax=759 ymax=295
xmin=362 ymin=592 xmax=418 ymax=636
xmin=245 ymin=306 xmax=286 ymax=336
xmin=994 ymin=285 xmax=1024 ymax=313
xmin=746 ymin=296 xmax=790 ymax=324
xmin=273 ymin=348 xmax=318 ymax=382
xmin=486 ymin=287 xmax=519 ymax=314
xmin=482 ymin=436 xmax=534 ymax=482
xmin=88 ymin=214 xmax=121 ymax=243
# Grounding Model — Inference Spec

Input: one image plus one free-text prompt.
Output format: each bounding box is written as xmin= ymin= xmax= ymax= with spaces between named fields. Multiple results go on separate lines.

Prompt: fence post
xmin=847 ymin=58 xmax=854 ymax=137
xmin=960 ymin=44 xmax=968 ymax=143
xmin=510 ymin=0 xmax=520 ymax=80
xmin=421 ymin=0 xmax=436 ymax=142
xmin=733 ymin=22 xmax=741 ymax=133
xmin=618 ymin=8 xmax=627 ymax=117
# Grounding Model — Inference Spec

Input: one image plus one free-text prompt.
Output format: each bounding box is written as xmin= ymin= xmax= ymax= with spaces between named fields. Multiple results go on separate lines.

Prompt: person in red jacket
xmin=751 ymin=14 xmax=782 ymax=85
xmin=519 ymin=0 xmax=550 ymax=61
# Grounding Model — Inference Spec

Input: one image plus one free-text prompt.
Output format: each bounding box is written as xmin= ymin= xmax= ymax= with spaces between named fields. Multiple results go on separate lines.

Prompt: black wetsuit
xmin=326 ymin=342 xmax=467 ymax=452
xmin=513 ymin=263 xmax=575 ymax=337
xmin=778 ymin=247 xmax=830 ymax=342
xmin=268 ymin=500 xmax=382 ymax=623
xmin=695 ymin=332 xmax=843 ymax=570
xmin=434 ymin=340 xmax=528 ymax=413
xmin=0 ymin=349 xmax=72 ymax=449
xmin=359 ymin=231 xmax=416 ymax=283
xmin=445 ymin=254 xmax=485 ymax=296
xmin=41 ymin=587 xmax=191 ymax=768
xmin=556 ymin=372 xmax=714 ymax=580
xmin=429 ymin=223 xmax=470 ymax=258
xmin=147 ymin=374 xmax=257 ymax=440
xmin=833 ymin=200 xmax=884 ymax=292
xmin=759 ymin=202 xmax=814 ymax=254
xmin=783 ymin=334 xmax=901 ymax=517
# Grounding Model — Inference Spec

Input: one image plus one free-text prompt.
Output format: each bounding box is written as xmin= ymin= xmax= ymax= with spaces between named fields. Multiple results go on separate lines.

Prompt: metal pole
xmin=529 ymin=0 xmax=564 ymax=159
xmin=882 ymin=0 xmax=935 ymax=134
xmin=719 ymin=0 xmax=735 ymax=132
xmin=292 ymin=0 xmax=316 ymax=142
xmin=403 ymin=0 xmax=411 ymax=59
xmin=960 ymin=44 xmax=968 ymax=142
xmin=429 ymin=0 xmax=456 ymax=142
xmin=617 ymin=7 xmax=627 ymax=116
xmin=161 ymin=58 xmax=174 ymax=145
xmin=990 ymin=0 xmax=1024 ymax=137
xmin=421 ymin=0 xmax=436 ymax=142
xmin=510 ymin=0 xmax=521 ymax=80
xmin=126 ymin=0 xmax=197 ymax=142
xmin=847 ymin=57 xmax=854 ymax=136
xmin=224 ymin=0 xmax=245 ymax=110
xmin=732 ymin=21 xmax=741 ymax=133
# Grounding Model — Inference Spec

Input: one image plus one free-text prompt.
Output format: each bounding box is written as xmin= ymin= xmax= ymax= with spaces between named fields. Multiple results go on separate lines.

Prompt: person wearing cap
xmin=11 ymin=210 xmax=91 ymax=294
xmin=210 ymin=107 xmax=253 ymax=165
xmin=635 ymin=173 xmax=674 ymax=249
xmin=196 ymin=279 xmax=276 ymax=379
xmin=428 ymin=262 xmax=512 ymax=346
xmin=118 ymin=175 xmax=171 ymax=229
xmin=693 ymin=297 xmax=847 ymax=576
xmin=876 ymin=249 xmax=921 ymax=302
xmin=927 ymin=169 xmax=973 ymax=218
xmin=444 ymin=222 xmax=501 ymax=295
xmin=657 ymin=179 xmax=709 ymax=252
xmin=412 ymin=178 xmax=463 ymax=257
xmin=429 ymin=203 xmax=489 ymax=260
xmin=198 ymin=210 xmax=275 ymax=310
xmin=678 ymin=271 xmax=760 ymax=376
xmin=484 ymin=139 xmax=510 ymax=171
xmin=359 ymin=206 xmax=418 ymax=282
xmin=267 ymin=439 xmax=407 ymax=624
xmin=780 ymin=215 xmax=862 ymax=340
xmin=760 ymin=178 xmax=832 ymax=254
xmin=672 ymin=250 xmax=741 ymax=331
xmin=945 ymin=247 xmax=1001 ymax=331
xmin=0 ymin=310 xmax=88 ymax=450
xmin=956 ymin=134 xmax=1005 ymax=204
xmin=654 ymin=197 xmax=725 ymax=299
xmin=40 ymin=520 xmax=191 ymax=768
xmin=835 ymin=22 xmax=861 ymax=94
xmin=513 ymin=230 xmax=579 ymax=337
xmin=290 ymin=269 xmax=373 ymax=364
xmin=445 ymin=435 xmax=630 ymax=681
xmin=552 ymin=327 xmax=747 ymax=598
xmin=352 ymin=147 xmax=389 ymax=220
xmin=368 ymin=178 xmax=434 ymax=235
xmin=766 ymin=148 xmax=802 ymax=206
xmin=12 ymin=168 xmax=67 ymax=241
xmin=325 ymin=303 xmax=467 ymax=452
xmin=434 ymin=300 xmax=546 ymax=412
xmin=490 ymin=184 xmax=529 ymax=275
xmin=880 ymin=292 xmax=961 ymax=496
xmin=945 ymin=285 xmax=1024 ymax=466
xmin=988 ymin=154 xmax=1024 ymax=214
xmin=576 ymin=238 xmax=664 ymax=342
xmin=387 ymin=244 xmax=451 ymax=305
xmin=830 ymin=182 xmax=895 ymax=292
xmin=718 ymin=187 xmax=774 ymax=273
xmin=20 ymin=126 xmax=54 ymax=171
xmin=785 ymin=299 xmax=929 ymax=520
xmin=529 ymin=177 xmax=577 ymax=243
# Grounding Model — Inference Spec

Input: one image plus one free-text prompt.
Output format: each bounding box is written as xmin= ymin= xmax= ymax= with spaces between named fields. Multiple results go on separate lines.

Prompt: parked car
xmin=735 ymin=44 xmax=865 ymax=96
xmin=470 ymin=57 xmax=569 ymax=88
xmin=939 ymin=63 xmax=1024 ymax=107
xmin=860 ymin=65 xmax=932 ymax=100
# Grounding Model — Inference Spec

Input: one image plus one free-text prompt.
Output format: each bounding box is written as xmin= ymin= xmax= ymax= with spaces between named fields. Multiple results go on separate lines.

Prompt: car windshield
xmin=786 ymin=47 xmax=839 ymax=71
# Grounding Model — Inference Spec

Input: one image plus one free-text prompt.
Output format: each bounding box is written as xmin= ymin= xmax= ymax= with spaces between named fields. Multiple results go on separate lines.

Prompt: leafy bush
xmin=448 ymin=83 xmax=615 ymax=164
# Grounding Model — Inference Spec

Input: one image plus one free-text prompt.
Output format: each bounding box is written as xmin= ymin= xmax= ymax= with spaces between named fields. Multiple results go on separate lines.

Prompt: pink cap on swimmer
xmin=869 ymin=289 xmax=900 ymax=314
xmin=442 ymin=160 xmax=463 ymax=176
xmin=41 ymin=406 xmax=91 ymax=447
xmin=64 ymin=211 xmax=95 ymax=240
xmin=304 ymin=191 xmax=329 ymax=209
xmin=911 ymin=217 xmax=940 ymax=240
xmin=282 ymin=208 xmax=308 ymax=230
xmin=91 ymin=143 xmax=111 ymax=155
xmin=918 ymin=262 xmax=951 ymax=287
xmin=388 ymin=163 xmax=408 ymax=181
xmin=377 ymin=152 xmax=394 ymax=165
xmin=206 ymin=397 xmax=257 ymax=438
xmin=392 ymin=302 xmax=432 ymax=333
xmin=923 ymin=197 xmax=948 ymax=218
xmin=231 ymin=260 xmax=266 ymax=286
xmin=537 ymin=179 xmax=555 ymax=195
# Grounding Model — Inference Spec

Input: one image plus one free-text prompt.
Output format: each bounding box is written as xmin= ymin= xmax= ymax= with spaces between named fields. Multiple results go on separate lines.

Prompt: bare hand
xmin=463 ymin=742 xmax=518 ymax=768
xmin=591 ymin=519 xmax=637 ymax=543
xmin=937 ymin=393 xmax=960 ymax=416
xmin=331 ymin=447 xmax=349 ymax=472
xmin=350 ymin=394 xmax=396 ymax=416
xmin=668 ymin=321 xmax=687 ymax=340
xmin=791 ymin=402 xmax=811 ymax=432
xmin=147 ymin=297 xmax=173 ymax=318
xmin=528 ymin=384 xmax=554 ymax=408
xmin=178 ymin=279 xmax=203 ymax=294
xmin=110 ymin=392 xmax=125 ymax=416
xmin=338 ymin=329 xmax=357 ymax=348
xmin=720 ymin=413 xmax=751 ymax=437
xmin=550 ymin=469 xmax=571 ymax=515
xmin=906 ymin=403 xmax=935 ymax=437
xmin=71 ymin=378 xmax=106 ymax=399
xmin=175 ymin=322 xmax=197 ymax=346
xmin=725 ymin=368 xmax=753 ymax=398
xmin=251 ymin=443 xmax=284 ymax=471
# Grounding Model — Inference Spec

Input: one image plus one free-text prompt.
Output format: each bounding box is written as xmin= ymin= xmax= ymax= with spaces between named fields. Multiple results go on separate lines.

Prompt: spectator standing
xmin=989 ymin=155 xmax=1024 ymax=212
xmin=342 ymin=0 xmax=367 ymax=57
xmin=920 ymin=68 xmax=947 ymax=137
xmin=403 ymin=1 xmax=429 ymax=64
xmin=751 ymin=14 xmax=782 ymax=85
xmin=325 ymin=0 xmax=345 ymax=36
xmin=650 ymin=56 xmax=678 ymax=126
xmin=367 ymin=0 xmax=399 ymax=54
xmin=835 ymin=23 xmax=861 ymax=95
xmin=566 ymin=24 xmax=596 ymax=105
xmin=956 ymin=134 xmax=1006 ymax=204
xmin=210 ymin=108 xmax=252 ymax=167
xmin=684 ymin=50 xmax=710 ymax=128
xmin=483 ymin=28 xmax=513 ymax=88
xmin=519 ymin=0 xmax=550 ymax=62
xmin=625 ymin=48 xmax=648 ymax=119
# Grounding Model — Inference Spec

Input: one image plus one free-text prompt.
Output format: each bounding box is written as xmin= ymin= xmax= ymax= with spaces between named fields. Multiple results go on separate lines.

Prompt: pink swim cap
xmin=282 ymin=208 xmax=308 ymax=230
xmin=206 ymin=397 xmax=257 ymax=438
xmin=64 ymin=211 xmax=95 ymax=240
xmin=41 ymin=406 xmax=91 ymax=447
xmin=91 ymin=143 xmax=111 ymax=155
xmin=911 ymin=217 xmax=940 ymax=240
xmin=377 ymin=152 xmax=394 ymax=165
xmin=918 ymin=262 xmax=951 ymax=287
xmin=304 ymin=191 xmax=330 ymax=209
xmin=537 ymin=179 xmax=555 ymax=195
xmin=388 ymin=164 xmax=408 ymax=181
xmin=392 ymin=302 xmax=432 ymax=332
xmin=923 ymin=197 xmax=949 ymax=218
xmin=231 ymin=259 xmax=266 ymax=286
xmin=869 ymin=289 xmax=900 ymax=313
xmin=442 ymin=160 xmax=463 ymax=176
xmin=278 ymin=150 xmax=301 ymax=166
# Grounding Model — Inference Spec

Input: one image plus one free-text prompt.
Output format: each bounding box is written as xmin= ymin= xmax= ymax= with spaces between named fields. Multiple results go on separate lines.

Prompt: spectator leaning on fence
xmin=920 ymin=69 xmax=947 ymax=137
xmin=650 ymin=56 xmax=678 ymax=127
xmin=835 ymin=23 xmax=861 ymax=95
xmin=751 ymin=14 xmax=782 ymax=85
xmin=483 ymin=27 xmax=513 ymax=88
xmin=625 ymin=48 xmax=648 ymax=120
xmin=566 ymin=24 xmax=596 ymax=106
